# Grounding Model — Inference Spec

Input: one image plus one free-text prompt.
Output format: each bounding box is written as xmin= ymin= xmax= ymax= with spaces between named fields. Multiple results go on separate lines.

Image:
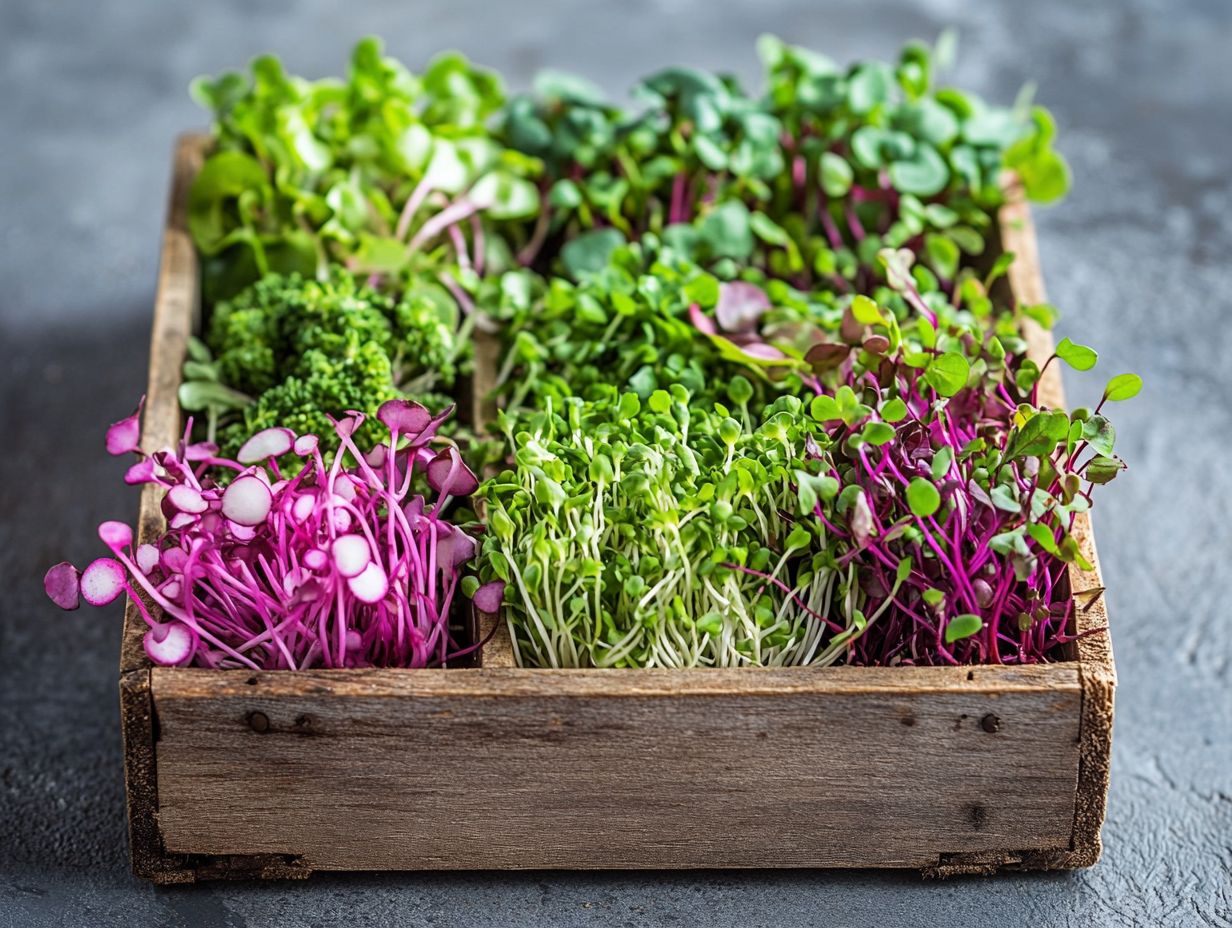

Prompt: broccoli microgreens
xmin=179 ymin=269 xmax=469 ymax=465
xmin=179 ymin=271 xmax=485 ymax=465
xmin=46 ymin=399 xmax=502 ymax=669
xmin=477 ymin=386 xmax=856 ymax=668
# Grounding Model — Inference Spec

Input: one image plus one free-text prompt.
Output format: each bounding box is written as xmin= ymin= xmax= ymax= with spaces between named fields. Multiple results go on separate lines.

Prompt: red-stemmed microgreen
xmin=46 ymin=399 xmax=503 ymax=669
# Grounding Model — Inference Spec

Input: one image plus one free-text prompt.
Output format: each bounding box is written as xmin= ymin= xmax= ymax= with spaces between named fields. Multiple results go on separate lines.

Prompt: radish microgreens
xmin=47 ymin=400 xmax=501 ymax=669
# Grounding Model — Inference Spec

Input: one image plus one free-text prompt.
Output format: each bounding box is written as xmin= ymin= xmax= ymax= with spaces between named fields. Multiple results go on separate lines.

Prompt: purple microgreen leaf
xmin=184 ymin=441 xmax=219 ymax=462
xmin=220 ymin=474 xmax=272 ymax=526
xmin=166 ymin=485 xmax=208 ymax=515
xmin=715 ymin=281 xmax=770 ymax=333
xmin=105 ymin=397 xmax=144 ymax=456
xmin=237 ymin=427 xmax=296 ymax=463
xmin=124 ymin=458 xmax=157 ymax=485
xmin=427 ymin=447 xmax=479 ymax=497
xmin=293 ymin=434 xmax=319 ymax=456
xmin=377 ymin=398 xmax=434 ymax=435
xmin=143 ymin=621 xmax=196 ymax=666
xmin=347 ymin=561 xmax=389 ymax=604
xmin=303 ymin=548 xmax=328 ymax=571
xmin=331 ymin=535 xmax=373 ymax=579
xmin=44 ymin=562 xmax=81 ymax=610
xmin=135 ymin=544 xmax=160 ymax=575
xmin=471 ymin=580 xmax=506 ymax=614
xmin=98 ymin=520 xmax=133 ymax=551
xmin=688 ymin=303 xmax=717 ymax=335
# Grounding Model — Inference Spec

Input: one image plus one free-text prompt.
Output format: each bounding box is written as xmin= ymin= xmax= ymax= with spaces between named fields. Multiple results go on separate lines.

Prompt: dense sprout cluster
xmin=476 ymin=38 xmax=1135 ymax=668
xmin=52 ymin=36 xmax=1135 ymax=672
xmin=180 ymin=270 xmax=461 ymax=462
xmin=47 ymin=400 xmax=502 ymax=668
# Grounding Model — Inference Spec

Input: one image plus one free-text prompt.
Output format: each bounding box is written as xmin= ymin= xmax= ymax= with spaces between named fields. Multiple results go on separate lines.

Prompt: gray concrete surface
xmin=1 ymin=0 xmax=1229 ymax=925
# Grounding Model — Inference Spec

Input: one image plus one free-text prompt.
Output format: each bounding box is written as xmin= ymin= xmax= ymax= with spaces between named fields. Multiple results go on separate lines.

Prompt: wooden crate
xmin=119 ymin=135 xmax=1115 ymax=883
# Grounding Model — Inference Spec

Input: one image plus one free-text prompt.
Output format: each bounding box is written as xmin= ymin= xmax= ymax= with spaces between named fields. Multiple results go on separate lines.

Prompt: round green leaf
xmin=889 ymin=144 xmax=948 ymax=196
xmin=906 ymin=477 xmax=941 ymax=518
xmin=820 ymin=151 xmax=853 ymax=197
xmin=1102 ymin=373 xmax=1142 ymax=403
xmin=881 ymin=398 xmax=908 ymax=422
xmin=561 ymin=228 xmax=624 ymax=278
xmin=924 ymin=352 xmax=970 ymax=397
xmin=847 ymin=64 xmax=891 ymax=114
xmin=862 ymin=422 xmax=896 ymax=445
xmin=1055 ymin=337 xmax=1098 ymax=371
xmin=851 ymin=294 xmax=884 ymax=325
xmin=944 ymin=613 xmax=983 ymax=643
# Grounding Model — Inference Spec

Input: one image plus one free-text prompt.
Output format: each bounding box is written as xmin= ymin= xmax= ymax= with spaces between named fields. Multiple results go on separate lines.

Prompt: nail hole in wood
xmin=980 ymin=713 xmax=1001 ymax=734
xmin=247 ymin=711 xmax=270 ymax=733
xmin=246 ymin=676 xmax=259 ymax=686
xmin=966 ymin=670 xmax=975 ymax=681
xmin=968 ymin=803 xmax=988 ymax=831
xmin=900 ymin=714 xmax=916 ymax=727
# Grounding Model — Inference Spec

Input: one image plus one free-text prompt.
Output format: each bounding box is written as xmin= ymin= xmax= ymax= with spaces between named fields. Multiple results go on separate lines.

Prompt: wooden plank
xmin=959 ymin=181 xmax=1115 ymax=874
xmin=119 ymin=134 xmax=205 ymax=674
xmin=153 ymin=665 xmax=1081 ymax=870
xmin=119 ymin=134 xmax=205 ymax=884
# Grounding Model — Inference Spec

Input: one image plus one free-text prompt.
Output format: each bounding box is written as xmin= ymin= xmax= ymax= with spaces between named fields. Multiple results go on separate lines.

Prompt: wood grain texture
xmin=119 ymin=134 xmax=204 ymax=883
xmin=153 ymin=665 xmax=1081 ymax=870
xmin=124 ymin=139 xmax=1113 ymax=881
xmin=995 ymin=186 xmax=1116 ymax=874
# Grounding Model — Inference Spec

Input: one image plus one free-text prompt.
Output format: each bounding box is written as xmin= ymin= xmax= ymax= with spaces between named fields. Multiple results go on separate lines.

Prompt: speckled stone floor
xmin=2 ymin=1 xmax=1228 ymax=925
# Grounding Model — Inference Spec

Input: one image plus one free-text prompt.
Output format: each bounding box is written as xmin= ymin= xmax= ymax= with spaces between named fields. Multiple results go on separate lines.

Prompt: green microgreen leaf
xmin=944 ymin=614 xmax=983 ymax=643
xmin=1102 ymin=373 xmax=1143 ymax=403
xmin=906 ymin=478 xmax=941 ymax=518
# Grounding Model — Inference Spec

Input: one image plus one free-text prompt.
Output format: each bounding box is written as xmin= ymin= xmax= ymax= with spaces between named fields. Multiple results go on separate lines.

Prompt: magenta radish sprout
xmin=46 ymin=399 xmax=503 ymax=669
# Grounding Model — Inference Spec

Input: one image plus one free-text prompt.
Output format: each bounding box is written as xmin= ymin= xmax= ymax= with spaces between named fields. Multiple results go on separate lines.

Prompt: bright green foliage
xmin=491 ymin=237 xmax=839 ymax=420
xmin=189 ymin=37 xmax=540 ymax=302
xmin=478 ymin=387 xmax=856 ymax=668
xmin=175 ymin=36 xmax=1138 ymax=671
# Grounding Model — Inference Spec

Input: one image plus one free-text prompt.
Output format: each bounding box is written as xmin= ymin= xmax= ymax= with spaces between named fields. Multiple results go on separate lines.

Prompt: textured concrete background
xmin=1 ymin=0 xmax=1229 ymax=925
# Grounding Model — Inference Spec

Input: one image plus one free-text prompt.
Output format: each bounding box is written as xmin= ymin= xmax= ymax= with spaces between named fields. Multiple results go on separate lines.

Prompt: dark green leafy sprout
xmin=500 ymin=33 xmax=1068 ymax=294
xmin=490 ymin=234 xmax=854 ymax=424
xmin=180 ymin=271 xmax=461 ymax=461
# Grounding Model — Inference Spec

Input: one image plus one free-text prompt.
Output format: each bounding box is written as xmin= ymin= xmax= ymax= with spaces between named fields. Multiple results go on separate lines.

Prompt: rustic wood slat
xmin=996 ymin=186 xmax=1117 ymax=873
xmin=119 ymin=134 xmax=205 ymax=884
xmin=122 ymin=135 xmax=1114 ymax=881
xmin=153 ymin=665 xmax=1081 ymax=870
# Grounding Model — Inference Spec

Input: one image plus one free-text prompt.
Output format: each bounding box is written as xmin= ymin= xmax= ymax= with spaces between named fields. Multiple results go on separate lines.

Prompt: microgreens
xmin=190 ymin=38 xmax=541 ymax=303
xmin=90 ymin=36 xmax=1132 ymax=673
xmin=47 ymin=399 xmax=502 ymax=669
xmin=476 ymin=387 xmax=857 ymax=667
xmin=180 ymin=270 xmax=470 ymax=465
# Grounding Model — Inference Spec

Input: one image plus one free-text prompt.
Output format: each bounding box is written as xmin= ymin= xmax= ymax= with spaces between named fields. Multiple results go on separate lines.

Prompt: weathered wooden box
xmin=120 ymin=135 xmax=1115 ymax=883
